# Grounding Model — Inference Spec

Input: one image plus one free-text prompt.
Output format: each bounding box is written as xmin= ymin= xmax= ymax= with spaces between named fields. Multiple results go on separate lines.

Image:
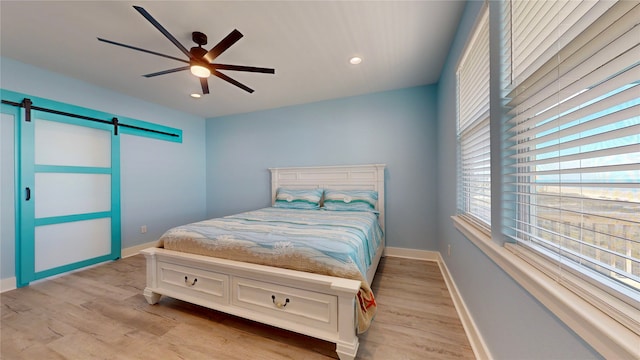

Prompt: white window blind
xmin=504 ymin=0 xmax=640 ymax=315
xmin=508 ymin=0 xmax=617 ymax=87
xmin=457 ymin=7 xmax=491 ymax=228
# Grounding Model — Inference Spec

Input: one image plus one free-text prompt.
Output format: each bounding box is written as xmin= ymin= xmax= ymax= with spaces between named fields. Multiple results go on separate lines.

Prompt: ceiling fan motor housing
xmin=191 ymin=32 xmax=208 ymax=60
xmin=192 ymin=31 xmax=207 ymax=46
xmin=190 ymin=46 xmax=207 ymax=59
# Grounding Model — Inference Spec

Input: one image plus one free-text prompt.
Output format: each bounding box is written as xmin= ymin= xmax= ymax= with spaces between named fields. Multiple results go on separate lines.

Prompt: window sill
xmin=451 ymin=215 xmax=640 ymax=359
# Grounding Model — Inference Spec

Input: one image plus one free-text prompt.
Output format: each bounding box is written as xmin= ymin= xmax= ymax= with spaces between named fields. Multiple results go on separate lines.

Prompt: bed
xmin=140 ymin=164 xmax=386 ymax=360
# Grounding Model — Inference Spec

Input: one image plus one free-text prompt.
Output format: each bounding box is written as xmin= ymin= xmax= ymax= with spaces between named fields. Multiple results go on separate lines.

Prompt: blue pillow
xmin=323 ymin=189 xmax=378 ymax=212
xmin=273 ymin=188 xmax=323 ymax=210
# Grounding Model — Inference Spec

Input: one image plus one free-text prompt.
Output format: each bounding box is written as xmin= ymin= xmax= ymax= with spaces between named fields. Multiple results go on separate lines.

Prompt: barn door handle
xmin=25 ymin=187 xmax=31 ymax=201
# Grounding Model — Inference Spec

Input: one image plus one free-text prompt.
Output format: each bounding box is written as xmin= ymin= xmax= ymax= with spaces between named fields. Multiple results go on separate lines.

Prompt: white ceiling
xmin=0 ymin=1 xmax=465 ymax=119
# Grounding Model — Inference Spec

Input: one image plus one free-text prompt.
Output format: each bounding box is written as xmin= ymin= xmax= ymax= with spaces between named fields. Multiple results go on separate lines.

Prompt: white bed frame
xmin=141 ymin=164 xmax=386 ymax=360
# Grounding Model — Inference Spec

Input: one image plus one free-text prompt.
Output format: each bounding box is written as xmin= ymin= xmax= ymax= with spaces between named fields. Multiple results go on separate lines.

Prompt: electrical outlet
xmin=140 ymin=225 xmax=147 ymax=234
xmin=448 ymin=244 xmax=451 ymax=257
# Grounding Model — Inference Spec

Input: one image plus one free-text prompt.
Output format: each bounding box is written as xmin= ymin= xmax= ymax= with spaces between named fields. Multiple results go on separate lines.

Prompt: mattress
xmin=157 ymin=207 xmax=383 ymax=333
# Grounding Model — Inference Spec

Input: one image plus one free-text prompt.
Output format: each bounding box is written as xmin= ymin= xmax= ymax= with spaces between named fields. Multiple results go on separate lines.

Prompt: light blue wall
xmin=206 ymin=85 xmax=438 ymax=250
xmin=435 ymin=2 xmax=601 ymax=359
xmin=0 ymin=57 xmax=207 ymax=280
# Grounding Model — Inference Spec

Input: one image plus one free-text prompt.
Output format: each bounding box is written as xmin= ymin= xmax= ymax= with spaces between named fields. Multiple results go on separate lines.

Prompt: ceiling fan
xmin=98 ymin=5 xmax=275 ymax=95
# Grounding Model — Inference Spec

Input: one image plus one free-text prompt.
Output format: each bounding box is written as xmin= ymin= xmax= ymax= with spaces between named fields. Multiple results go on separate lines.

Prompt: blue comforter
xmin=158 ymin=207 xmax=383 ymax=333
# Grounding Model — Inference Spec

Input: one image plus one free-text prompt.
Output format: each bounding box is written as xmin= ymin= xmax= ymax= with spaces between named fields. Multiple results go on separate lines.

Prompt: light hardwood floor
xmin=1 ymin=255 xmax=475 ymax=359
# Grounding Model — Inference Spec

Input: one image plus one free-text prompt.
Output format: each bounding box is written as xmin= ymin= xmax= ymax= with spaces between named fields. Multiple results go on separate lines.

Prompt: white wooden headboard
xmin=269 ymin=164 xmax=386 ymax=230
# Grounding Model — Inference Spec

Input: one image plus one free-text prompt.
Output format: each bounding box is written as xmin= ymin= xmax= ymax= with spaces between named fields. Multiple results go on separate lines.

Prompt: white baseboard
xmin=0 ymin=276 xmax=16 ymax=293
xmin=121 ymin=240 xmax=158 ymax=258
xmin=436 ymin=252 xmax=492 ymax=360
xmin=383 ymin=246 xmax=440 ymax=261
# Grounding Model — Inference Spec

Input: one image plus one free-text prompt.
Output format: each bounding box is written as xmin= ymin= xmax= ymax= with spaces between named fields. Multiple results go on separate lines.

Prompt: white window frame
xmin=456 ymin=5 xmax=491 ymax=231
xmin=452 ymin=1 xmax=639 ymax=358
xmin=504 ymin=0 xmax=639 ymax=331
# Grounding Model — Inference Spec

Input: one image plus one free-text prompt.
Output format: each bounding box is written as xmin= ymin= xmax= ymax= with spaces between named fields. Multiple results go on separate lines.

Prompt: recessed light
xmin=349 ymin=56 xmax=362 ymax=65
xmin=190 ymin=93 xmax=201 ymax=98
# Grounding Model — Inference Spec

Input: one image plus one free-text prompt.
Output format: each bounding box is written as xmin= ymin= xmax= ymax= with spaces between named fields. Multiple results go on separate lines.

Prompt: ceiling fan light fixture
xmin=190 ymin=93 xmax=201 ymax=98
xmin=190 ymin=63 xmax=211 ymax=78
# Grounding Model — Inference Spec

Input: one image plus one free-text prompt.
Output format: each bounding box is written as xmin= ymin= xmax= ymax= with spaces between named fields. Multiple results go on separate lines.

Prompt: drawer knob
xmin=271 ymin=295 xmax=290 ymax=309
xmin=184 ymin=276 xmax=198 ymax=287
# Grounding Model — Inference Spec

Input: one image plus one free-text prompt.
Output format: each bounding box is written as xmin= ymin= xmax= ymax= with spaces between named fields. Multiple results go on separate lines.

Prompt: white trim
xmin=0 ymin=276 xmax=16 ymax=293
xmin=437 ymin=252 xmax=493 ymax=360
xmin=455 ymin=1 xmax=489 ymax=71
xmin=383 ymin=247 xmax=439 ymax=261
xmin=122 ymin=240 xmax=158 ymax=258
xmin=452 ymin=215 xmax=640 ymax=359
xmin=506 ymin=242 xmax=639 ymax=333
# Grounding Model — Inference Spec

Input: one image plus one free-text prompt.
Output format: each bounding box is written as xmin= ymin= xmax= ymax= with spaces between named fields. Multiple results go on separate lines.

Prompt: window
xmin=504 ymin=0 xmax=639 ymax=333
xmin=457 ymin=6 xmax=491 ymax=229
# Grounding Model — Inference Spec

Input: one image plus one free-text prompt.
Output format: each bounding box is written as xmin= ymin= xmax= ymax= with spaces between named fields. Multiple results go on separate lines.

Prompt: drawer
xmin=232 ymin=276 xmax=338 ymax=332
xmin=157 ymin=261 xmax=229 ymax=305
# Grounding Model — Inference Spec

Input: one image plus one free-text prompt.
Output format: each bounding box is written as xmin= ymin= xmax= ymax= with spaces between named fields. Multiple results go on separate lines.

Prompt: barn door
xmin=18 ymin=109 xmax=120 ymax=286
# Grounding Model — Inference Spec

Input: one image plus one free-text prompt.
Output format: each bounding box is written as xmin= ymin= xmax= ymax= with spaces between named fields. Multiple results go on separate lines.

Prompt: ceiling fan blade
xmin=143 ymin=66 xmax=190 ymax=78
xmin=200 ymin=78 xmax=210 ymax=94
xmin=213 ymin=70 xmax=254 ymax=93
xmin=133 ymin=6 xmax=193 ymax=59
xmin=203 ymin=29 xmax=243 ymax=63
xmin=98 ymin=38 xmax=189 ymax=64
xmin=212 ymin=64 xmax=275 ymax=74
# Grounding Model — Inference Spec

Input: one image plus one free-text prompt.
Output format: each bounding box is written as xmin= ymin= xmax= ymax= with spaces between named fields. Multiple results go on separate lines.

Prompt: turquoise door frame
xmin=17 ymin=109 xmax=121 ymax=287
xmin=2 ymin=88 xmax=181 ymax=288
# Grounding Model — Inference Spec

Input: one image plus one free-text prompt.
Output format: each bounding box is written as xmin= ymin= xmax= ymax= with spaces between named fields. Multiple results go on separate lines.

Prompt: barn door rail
xmin=1 ymin=98 xmax=179 ymax=138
